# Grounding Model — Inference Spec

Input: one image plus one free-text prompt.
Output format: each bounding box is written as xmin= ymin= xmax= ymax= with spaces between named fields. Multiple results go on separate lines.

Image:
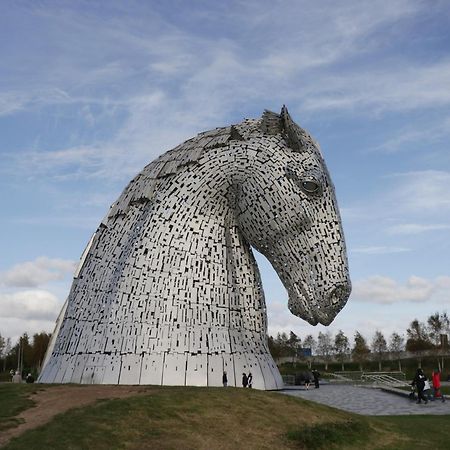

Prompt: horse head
xmin=233 ymin=106 xmax=351 ymax=326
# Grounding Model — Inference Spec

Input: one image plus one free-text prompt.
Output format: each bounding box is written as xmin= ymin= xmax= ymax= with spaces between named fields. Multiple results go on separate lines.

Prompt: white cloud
xmin=1 ymin=257 xmax=77 ymax=288
xmin=0 ymin=290 xmax=61 ymax=320
xmin=387 ymin=223 xmax=450 ymax=235
xmin=352 ymin=275 xmax=450 ymax=304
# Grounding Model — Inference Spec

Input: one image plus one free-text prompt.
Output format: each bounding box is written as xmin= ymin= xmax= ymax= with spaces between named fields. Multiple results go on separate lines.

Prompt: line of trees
xmin=1 ymin=312 xmax=448 ymax=377
xmin=0 ymin=332 xmax=51 ymax=378
xmin=268 ymin=311 xmax=450 ymax=372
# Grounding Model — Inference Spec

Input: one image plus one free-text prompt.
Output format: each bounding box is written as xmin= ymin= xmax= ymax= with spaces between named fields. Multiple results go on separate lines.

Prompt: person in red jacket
xmin=432 ymin=369 xmax=446 ymax=402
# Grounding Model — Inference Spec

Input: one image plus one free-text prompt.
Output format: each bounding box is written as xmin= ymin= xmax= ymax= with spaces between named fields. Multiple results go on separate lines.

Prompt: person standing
xmin=304 ymin=371 xmax=311 ymax=390
xmin=412 ymin=368 xmax=428 ymax=404
xmin=247 ymin=372 xmax=253 ymax=388
xmin=12 ymin=371 xmax=22 ymax=383
xmin=222 ymin=371 xmax=228 ymax=387
xmin=26 ymin=373 xmax=35 ymax=384
xmin=242 ymin=372 xmax=248 ymax=388
xmin=432 ymin=369 xmax=446 ymax=402
xmin=312 ymin=369 xmax=320 ymax=389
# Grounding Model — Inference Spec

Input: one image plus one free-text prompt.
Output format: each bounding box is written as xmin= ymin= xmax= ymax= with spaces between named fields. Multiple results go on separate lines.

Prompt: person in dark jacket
xmin=247 ymin=372 xmax=253 ymax=388
xmin=412 ymin=368 xmax=428 ymax=404
xmin=242 ymin=373 xmax=248 ymax=388
xmin=304 ymin=371 xmax=311 ymax=390
xmin=26 ymin=373 xmax=35 ymax=384
xmin=222 ymin=371 xmax=228 ymax=387
xmin=312 ymin=369 xmax=320 ymax=389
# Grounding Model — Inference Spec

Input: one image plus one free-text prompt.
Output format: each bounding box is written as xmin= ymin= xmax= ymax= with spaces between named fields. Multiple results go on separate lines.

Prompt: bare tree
xmin=427 ymin=312 xmax=450 ymax=371
xmin=389 ymin=332 xmax=405 ymax=372
xmin=371 ymin=330 xmax=387 ymax=371
xmin=288 ymin=331 xmax=301 ymax=357
xmin=303 ymin=334 xmax=316 ymax=369
xmin=352 ymin=331 xmax=370 ymax=371
xmin=334 ymin=330 xmax=350 ymax=371
xmin=3 ymin=338 xmax=11 ymax=372
xmin=317 ymin=331 xmax=333 ymax=371
xmin=0 ymin=333 xmax=5 ymax=371
xmin=427 ymin=312 xmax=450 ymax=345
xmin=406 ymin=319 xmax=433 ymax=351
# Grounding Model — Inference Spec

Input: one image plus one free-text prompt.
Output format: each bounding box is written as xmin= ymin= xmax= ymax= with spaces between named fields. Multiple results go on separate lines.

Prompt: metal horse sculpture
xmin=39 ymin=106 xmax=351 ymax=389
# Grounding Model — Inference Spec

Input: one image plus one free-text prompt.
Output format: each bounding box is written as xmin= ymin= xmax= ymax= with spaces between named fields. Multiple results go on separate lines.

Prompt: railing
xmin=329 ymin=371 xmax=408 ymax=387
xmin=282 ymin=374 xmax=296 ymax=386
xmin=331 ymin=371 xmax=363 ymax=382
xmin=360 ymin=371 xmax=408 ymax=387
xmin=284 ymin=371 xmax=409 ymax=387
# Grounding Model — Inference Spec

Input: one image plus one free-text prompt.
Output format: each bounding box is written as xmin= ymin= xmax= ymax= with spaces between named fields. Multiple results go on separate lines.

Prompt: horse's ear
xmin=280 ymin=105 xmax=303 ymax=152
xmin=260 ymin=109 xmax=282 ymax=135
xmin=229 ymin=125 xmax=245 ymax=141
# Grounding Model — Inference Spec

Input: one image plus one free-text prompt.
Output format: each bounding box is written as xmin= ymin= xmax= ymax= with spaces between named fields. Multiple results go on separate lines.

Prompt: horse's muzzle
xmin=315 ymin=282 xmax=351 ymax=325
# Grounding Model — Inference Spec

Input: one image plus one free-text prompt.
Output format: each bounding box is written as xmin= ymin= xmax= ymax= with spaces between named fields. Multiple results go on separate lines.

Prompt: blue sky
xmin=1 ymin=0 xmax=449 ymax=345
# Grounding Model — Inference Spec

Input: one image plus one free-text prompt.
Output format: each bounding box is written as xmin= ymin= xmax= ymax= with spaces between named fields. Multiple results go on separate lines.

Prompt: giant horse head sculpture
xmin=39 ymin=106 xmax=351 ymax=390
xmin=235 ymin=107 xmax=351 ymax=326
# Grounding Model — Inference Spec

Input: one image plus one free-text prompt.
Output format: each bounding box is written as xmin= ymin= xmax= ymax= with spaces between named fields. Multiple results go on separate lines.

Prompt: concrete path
xmin=281 ymin=384 xmax=449 ymax=416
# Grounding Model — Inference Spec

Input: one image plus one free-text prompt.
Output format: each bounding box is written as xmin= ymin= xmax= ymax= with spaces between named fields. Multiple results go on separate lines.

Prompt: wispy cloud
xmin=300 ymin=59 xmax=450 ymax=114
xmin=351 ymin=246 xmax=411 ymax=255
xmin=387 ymin=223 xmax=450 ymax=235
xmin=3 ymin=0 xmax=450 ymax=183
xmin=388 ymin=170 xmax=450 ymax=212
xmin=371 ymin=117 xmax=450 ymax=153
xmin=345 ymin=170 xmax=450 ymax=229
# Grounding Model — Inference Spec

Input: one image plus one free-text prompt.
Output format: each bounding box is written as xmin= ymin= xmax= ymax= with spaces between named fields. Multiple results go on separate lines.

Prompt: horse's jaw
xmin=257 ymin=238 xmax=351 ymax=326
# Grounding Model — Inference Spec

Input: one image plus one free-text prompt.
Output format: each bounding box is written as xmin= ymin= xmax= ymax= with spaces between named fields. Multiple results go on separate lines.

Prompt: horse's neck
xmin=146 ymin=199 xmax=267 ymax=332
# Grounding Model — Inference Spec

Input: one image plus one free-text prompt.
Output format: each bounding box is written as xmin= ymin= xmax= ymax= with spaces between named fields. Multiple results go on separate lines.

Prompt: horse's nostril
xmin=327 ymin=283 xmax=351 ymax=308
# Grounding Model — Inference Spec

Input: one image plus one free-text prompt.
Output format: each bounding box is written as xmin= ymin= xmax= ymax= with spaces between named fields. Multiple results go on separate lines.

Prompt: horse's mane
xmin=106 ymin=120 xmax=256 ymax=219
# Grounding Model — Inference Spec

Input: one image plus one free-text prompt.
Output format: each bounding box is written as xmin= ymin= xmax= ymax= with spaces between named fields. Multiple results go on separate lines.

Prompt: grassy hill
xmin=1 ymin=384 xmax=450 ymax=449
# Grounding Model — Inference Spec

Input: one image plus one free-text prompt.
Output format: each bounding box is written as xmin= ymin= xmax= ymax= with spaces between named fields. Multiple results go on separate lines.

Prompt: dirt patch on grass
xmin=0 ymin=385 xmax=150 ymax=447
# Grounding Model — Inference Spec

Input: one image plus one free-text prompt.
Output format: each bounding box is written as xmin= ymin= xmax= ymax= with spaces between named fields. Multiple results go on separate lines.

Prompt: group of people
xmin=9 ymin=369 xmax=35 ymax=383
xmin=411 ymin=368 xmax=446 ymax=404
xmin=221 ymin=371 xmax=253 ymax=388
xmin=241 ymin=372 xmax=253 ymax=388
xmin=297 ymin=369 xmax=320 ymax=389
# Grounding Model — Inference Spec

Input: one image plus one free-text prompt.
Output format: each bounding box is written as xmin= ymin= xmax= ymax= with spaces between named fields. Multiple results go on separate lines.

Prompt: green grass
xmin=0 ymin=383 xmax=41 ymax=431
xmin=2 ymin=386 xmax=379 ymax=450
xmin=372 ymin=415 xmax=450 ymax=449
xmin=2 ymin=384 xmax=450 ymax=449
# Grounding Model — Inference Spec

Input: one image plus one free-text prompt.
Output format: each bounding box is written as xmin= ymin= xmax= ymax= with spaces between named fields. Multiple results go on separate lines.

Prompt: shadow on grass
xmin=286 ymin=419 xmax=369 ymax=449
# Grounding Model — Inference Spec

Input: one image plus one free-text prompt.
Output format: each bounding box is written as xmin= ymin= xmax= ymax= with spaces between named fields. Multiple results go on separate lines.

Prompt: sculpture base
xmin=38 ymin=351 xmax=284 ymax=390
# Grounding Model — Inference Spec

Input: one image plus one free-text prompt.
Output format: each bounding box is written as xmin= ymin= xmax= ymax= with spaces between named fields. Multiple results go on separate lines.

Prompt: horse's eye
xmin=302 ymin=180 xmax=320 ymax=194
xmin=285 ymin=165 xmax=323 ymax=196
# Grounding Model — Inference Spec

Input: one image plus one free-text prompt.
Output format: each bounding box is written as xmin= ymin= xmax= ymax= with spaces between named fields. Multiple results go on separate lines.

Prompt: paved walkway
xmin=281 ymin=384 xmax=449 ymax=415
